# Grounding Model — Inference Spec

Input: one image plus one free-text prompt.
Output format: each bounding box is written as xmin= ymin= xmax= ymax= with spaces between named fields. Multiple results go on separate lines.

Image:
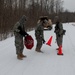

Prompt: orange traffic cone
xmin=57 ymin=45 xmax=63 ymax=55
xmin=46 ymin=36 xmax=53 ymax=46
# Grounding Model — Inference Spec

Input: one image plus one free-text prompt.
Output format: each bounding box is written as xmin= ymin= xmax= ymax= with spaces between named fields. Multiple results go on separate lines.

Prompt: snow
xmin=0 ymin=23 xmax=75 ymax=75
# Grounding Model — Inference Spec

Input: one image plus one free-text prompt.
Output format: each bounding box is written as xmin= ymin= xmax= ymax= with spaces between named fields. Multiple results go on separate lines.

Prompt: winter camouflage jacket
xmin=13 ymin=15 xmax=28 ymax=37
xmin=54 ymin=22 xmax=64 ymax=36
xmin=13 ymin=15 xmax=28 ymax=52
xmin=35 ymin=22 xmax=44 ymax=40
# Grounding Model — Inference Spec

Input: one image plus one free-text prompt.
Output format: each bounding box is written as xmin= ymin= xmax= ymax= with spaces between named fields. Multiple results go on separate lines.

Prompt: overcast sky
xmin=63 ymin=0 xmax=75 ymax=12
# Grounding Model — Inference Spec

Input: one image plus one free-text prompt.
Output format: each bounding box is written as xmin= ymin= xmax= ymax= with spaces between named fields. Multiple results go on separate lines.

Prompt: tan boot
xmin=35 ymin=48 xmax=43 ymax=53
xmin=20 ymin=53 xmax=27 ymax=58
xmin=17 ymin=54 xmax=23 ymax=60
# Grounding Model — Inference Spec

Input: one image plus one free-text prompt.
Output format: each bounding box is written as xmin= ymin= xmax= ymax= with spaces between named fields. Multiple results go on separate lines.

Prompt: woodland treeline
xmin=0 ymin=0 xmax=75 ymax=40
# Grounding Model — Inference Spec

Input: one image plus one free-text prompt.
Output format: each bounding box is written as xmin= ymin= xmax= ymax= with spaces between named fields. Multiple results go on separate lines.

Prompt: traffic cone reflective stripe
xmin=57 ymin=45 xmax=63 ymax=55
xmin=46 ymin=36 xmax=53 ymax=46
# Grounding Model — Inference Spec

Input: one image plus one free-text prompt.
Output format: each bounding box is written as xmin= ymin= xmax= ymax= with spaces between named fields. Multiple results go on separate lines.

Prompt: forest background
xmin=0 ymin=0 xmax=75 ymax=40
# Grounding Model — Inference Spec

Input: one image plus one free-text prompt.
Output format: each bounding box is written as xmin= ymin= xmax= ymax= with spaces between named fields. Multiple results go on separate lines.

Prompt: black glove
xmin=25 ymin=33 xmax=29 ymax=37
xmin=42 ymin=39 xmax=46 ymax=44
xmin=62 ymin=30 xmax=66 ymax=35
xmin=26 ymin=33 xmax=29 ymax=36
xmin=18 ymin=26 xmax=29 ymax=37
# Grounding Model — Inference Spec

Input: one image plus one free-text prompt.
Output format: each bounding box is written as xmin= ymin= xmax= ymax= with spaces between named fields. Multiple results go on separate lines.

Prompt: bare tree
xmin=49 ymin=0 xmax=55 ymax=13
xmin=55 ymin=0 xmax=64 ymax=13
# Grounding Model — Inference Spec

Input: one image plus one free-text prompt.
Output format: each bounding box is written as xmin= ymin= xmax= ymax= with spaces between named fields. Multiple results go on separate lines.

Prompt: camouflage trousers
xmin=36 ymin=38 xmax=43 ymax=50
xmin=56 ymin=34 xmax=63 ymax=46
xmin=14 ymin=34 xmax=24 ymax=55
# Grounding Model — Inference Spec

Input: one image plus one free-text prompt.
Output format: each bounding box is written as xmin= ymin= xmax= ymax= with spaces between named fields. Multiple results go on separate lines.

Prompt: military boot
xmin=17 ymin=54 xmax=23 ymax=60
xmin=20 ymin=53 xmax=27 ymax=58
xmin=35 ymin=48 xmax=43 ymax=53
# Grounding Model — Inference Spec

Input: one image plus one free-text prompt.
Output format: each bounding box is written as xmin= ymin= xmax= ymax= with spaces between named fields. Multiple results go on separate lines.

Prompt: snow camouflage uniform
xmin=13 ymin=15 xmax=28 ymax=59
xmin=54 ymin=16 xmax=66 ymax=48
xmin=35 ymin=17 xmax=48 ymax=52
xmin=35 ymin=23 xmax=44 ymax=52
xmin=54 ymin=22 xmax=64 ymax=46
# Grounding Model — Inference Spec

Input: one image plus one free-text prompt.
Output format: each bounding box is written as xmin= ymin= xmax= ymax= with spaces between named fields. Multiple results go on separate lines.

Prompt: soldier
xmin=35 ymin=16 xmax=48 ymax=52
xmin=13 ymin=15 xmax=29 ymax=60
xmin=54 ymin=16 xmax=66 ymax=55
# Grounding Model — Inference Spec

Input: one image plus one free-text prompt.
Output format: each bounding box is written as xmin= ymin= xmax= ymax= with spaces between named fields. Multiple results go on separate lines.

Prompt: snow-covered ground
xmin=0 ymin=23 xmax=75 ymax=75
